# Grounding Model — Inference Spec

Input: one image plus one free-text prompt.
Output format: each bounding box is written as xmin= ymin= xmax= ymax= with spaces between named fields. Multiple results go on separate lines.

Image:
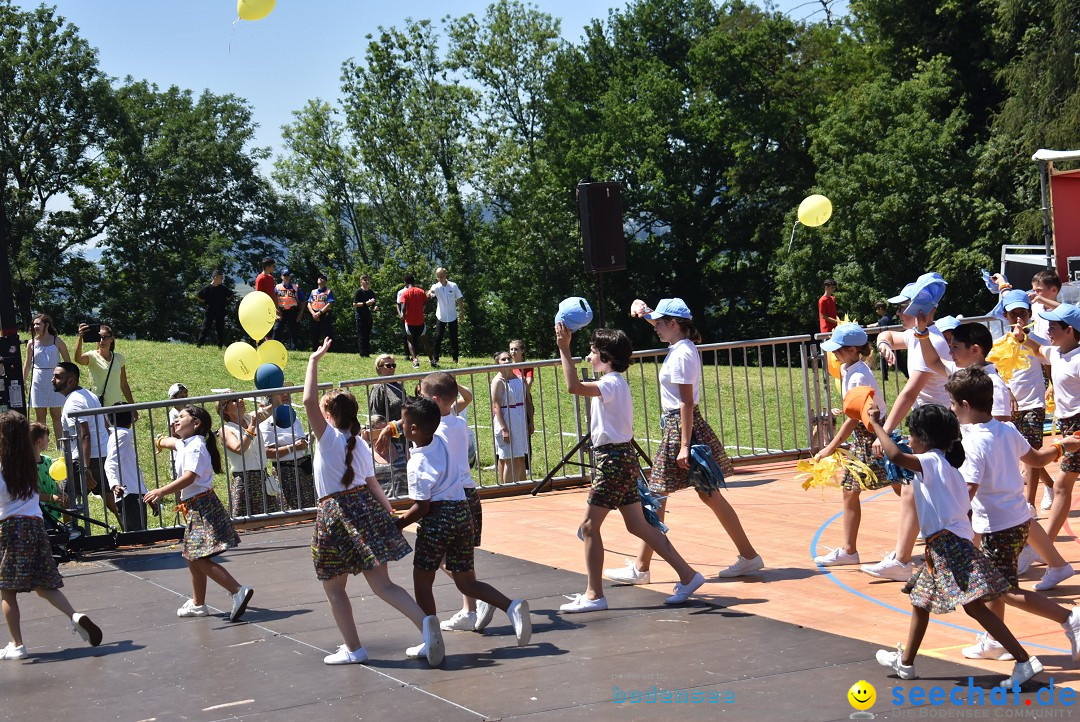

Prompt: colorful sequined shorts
xmin=413 ymin=500 xmax=474 ymax=573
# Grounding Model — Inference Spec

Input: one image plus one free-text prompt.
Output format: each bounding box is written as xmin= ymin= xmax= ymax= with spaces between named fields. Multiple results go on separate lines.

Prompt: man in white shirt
xmin=53 ymin=361 xmax=121 ymax=523
xmin=428 ymin=267 xmax=465 ymax=365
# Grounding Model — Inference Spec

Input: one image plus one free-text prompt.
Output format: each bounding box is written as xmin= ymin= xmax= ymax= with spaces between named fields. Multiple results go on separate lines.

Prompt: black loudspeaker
xmin=578 ymin=182 xmax=626 ymax=272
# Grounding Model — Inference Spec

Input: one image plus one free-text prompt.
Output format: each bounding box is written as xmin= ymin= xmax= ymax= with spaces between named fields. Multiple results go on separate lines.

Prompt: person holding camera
xmin=74 ymin=324 xmax=133 ymax=407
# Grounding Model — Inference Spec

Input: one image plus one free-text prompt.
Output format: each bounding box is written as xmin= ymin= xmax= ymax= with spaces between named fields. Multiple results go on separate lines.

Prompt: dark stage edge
xmin=2 ymin=525 xmax=1075 ymax=721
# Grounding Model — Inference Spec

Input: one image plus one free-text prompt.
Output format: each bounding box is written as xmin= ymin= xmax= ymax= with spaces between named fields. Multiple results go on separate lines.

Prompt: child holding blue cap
xmin=605 ymin=298 xmax=763 ymax=583
xmin=1022 ymin=303 xmax=1080 ymax=559
xmin=812 ymin=323 xmax=892 ymax=567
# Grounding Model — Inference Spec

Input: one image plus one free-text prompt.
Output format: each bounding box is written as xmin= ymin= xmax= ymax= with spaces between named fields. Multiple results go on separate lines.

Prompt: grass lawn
xmin=46 ymin=336 xmax=820 ymax=534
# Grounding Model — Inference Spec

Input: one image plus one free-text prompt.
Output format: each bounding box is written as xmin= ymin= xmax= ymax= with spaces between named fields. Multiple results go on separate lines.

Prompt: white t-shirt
xmin=940 ymin=360 xmax=1012 ymax=418
xmin=842 ymin=360 xmax=888 ymax=421
xmin=905 ymin=328 xmax=951 ymax=406
xmin=61 ymin=388 xmax=108 ymax=460
xmin=591 ymin=372 xmax=634 ymax=446
xmin=0 ymin=467 xmax=41 ymax=520
xmin=313 ymin=425 xmax=373 ymax=498
xmin=105 ymin=426 xmax=147 ymax=496
xmin=438 ymin=413 xmax=474 ymax=490
xmin=407 ymin=435 xmax=462 ymax=501
xmin=959 ymin=420 xmax=1031 ymax=534
xmin=222 ymin=420 xmax=266 ymax=474
xmin=429 ymin=281 xmax=463 ymax=323
xmin=1031 ymin=300 xmax=1051 ymax=341
xmin=1048 ymin=345 xmax=1080 ymax=417
xmin=658 ymin=338 xmax=700 ymax=412
xmin=259 ymin=417 xmax=308 ymax=463
xmin=912 ymin=449 xmax=973 ymax=540
xmin=1006 ymin=333 xmax=1047 ymax=411
xmin=178 ymin=435 xmax=215 ymax=500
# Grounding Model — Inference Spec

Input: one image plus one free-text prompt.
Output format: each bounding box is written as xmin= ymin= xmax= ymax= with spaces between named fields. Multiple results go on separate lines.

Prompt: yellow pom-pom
xmin=797 ymin=450 xmax=878 ymax=492
xmin=986 ymin=333 xmax=1033 ymax=383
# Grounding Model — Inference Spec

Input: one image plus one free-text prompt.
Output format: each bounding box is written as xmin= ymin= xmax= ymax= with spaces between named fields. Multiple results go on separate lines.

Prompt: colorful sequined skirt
xmin=311 ymin=485 xmax=411 ymax=581
xmin=649 ymin=408 xmax=734 ymax=494
xmin=182 ymin=491 xmax=241 ymax=561
xmin=0 ymin=516 xmax=63 ymax=591
xmin=903 ymin=530 xmax=1009 ymax=614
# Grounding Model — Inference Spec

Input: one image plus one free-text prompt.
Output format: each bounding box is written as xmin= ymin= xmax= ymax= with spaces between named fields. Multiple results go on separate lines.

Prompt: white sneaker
xmin=813 ymin=547 xmax=861 ymax=567
xmin=405 ymin=642 xmax=426 ymax=658
xmin=665 ymin=572 xmax=705 ymax=603
xmin=0 ymin=642 xmax=27 ymax=660
xmin=507 ymin=600 xmax=531 ymax=646
xmin=440 ymin=609 xmax=477 ymax=631
xmin=474 ymin=600 xmax=496 ymax=631
xmin=559 ymin=594 xmax=608 ymax=613
xmin=718 ymin=555 xmax=764 ymax=578
xmin=860 ymin=551 xmax=913 ymax=582
xmin=1034 ymin=564 xmax=1075 ymax=591
xmin=229 ymin=586 xmax=254 ymax=622
xmin=1017 ymin=545 xmax=1041 ymax=575
xmin=1000 ymin=657 xmax=1043 ymax=688
xmin=1061 ymin=608 xmax=1080 ymax=661
xmin=422 ymin=615 xmax=444 ymax=666
xmin=603 ymin=559 xmax=650 ymax=584
xmin=1042 ymin=486 xmax=1055 ymax=511
xmin=876 ymin=644 xmax=917 ymax=680
xmin=177 ymin=599 xmax=209 ymax=618
xmin=962 ymin=632 xmax=1014 ymax=660
xmin=323 ymin=644 xmax=368 ymax=665
xmin=70 ymin=613 xmax=102 ymax=647
xmin=1028 ymin=503 xmax=1038 ymax=520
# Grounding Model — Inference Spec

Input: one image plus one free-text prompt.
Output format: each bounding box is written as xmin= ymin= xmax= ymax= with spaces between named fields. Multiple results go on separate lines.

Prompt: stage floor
xmin=6 ymin=461 xmax=1080 ymax=720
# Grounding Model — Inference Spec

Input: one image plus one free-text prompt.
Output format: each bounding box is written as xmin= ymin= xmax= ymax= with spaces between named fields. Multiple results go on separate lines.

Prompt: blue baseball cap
xmin=555 ymin=297 xmax=594 ymax=332
xmin=820 ymin=322 xmax=868 ymax=352
xmin=644 ymin=298 xmax=692 ymax=320
xmin=281 ymin=267 xmax=291 ymax=276
xmin=1040 ymin=303 xmax=1080 ymax=331
xmin=887 ymin=283 xmax=917 ymax=304
xmin=1002 ymin=289 xmax=1031 ymax=312
xmin=902 ymin=272 xmax=948 ymax=318
xmin=934 ymin=315 xmax=963 ymax=332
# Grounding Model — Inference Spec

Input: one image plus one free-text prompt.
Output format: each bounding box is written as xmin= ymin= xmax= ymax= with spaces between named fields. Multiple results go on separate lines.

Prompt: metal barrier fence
xmin=63 ymin=318 xmax=1008 ymax=549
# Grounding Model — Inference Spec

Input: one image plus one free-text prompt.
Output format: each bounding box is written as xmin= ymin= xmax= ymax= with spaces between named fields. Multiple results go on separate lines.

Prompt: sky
xmin=14 ymin=0 xmax=848 ymax=174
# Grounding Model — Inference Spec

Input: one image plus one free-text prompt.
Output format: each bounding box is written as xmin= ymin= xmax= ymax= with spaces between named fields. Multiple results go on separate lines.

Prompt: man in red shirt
xmin=396 ymin=273 xmax=433 ymax=369
xmin=255 ymin=257 xmax=276 ymax=299
xmin=818 ymin=278 xmax=838 ymax=334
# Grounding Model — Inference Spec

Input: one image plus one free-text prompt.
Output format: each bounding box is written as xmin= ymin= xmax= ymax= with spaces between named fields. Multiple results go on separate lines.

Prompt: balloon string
xmin=787 ymin=221 xmax=800 ymax=252
xmin=229 ymin=16 xmax=239 ymax=55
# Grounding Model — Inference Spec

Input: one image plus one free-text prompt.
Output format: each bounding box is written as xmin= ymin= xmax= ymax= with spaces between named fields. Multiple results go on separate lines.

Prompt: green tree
xmin=0 ymin=1 xmax=119 ymax=329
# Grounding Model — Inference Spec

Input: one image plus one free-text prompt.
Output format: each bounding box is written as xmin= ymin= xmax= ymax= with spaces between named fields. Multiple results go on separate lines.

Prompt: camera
xmin=82 ymin=323 xmax=101 ymax=343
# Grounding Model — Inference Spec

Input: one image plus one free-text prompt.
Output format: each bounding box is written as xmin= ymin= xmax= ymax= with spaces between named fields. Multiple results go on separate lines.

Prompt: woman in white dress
xmin=21 ymin=314 xmax=70 ymax=444
xmin=491 ymin=350 xmax=532 ymax=484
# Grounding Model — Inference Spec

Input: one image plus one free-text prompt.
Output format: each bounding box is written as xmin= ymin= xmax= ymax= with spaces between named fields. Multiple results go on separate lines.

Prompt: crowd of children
xmin=5 ymin=275 xmax=1080 ymax=693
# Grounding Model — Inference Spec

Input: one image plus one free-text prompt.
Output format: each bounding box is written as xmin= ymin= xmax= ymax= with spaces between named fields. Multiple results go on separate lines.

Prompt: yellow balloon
xmin=798 ymin=194 xmax=833 ymax=227
xmin=238 ymin=291 xmax=276 ymax=341
xmin=224 ymin=342 xmax=260 ymax=381
xmin=49 ymin=458 xmax=67 ymax=481
xmin=258 ymin=339 xmax=288 ymax=369
xmin=237 ymin=0 xmax=275 ymax=21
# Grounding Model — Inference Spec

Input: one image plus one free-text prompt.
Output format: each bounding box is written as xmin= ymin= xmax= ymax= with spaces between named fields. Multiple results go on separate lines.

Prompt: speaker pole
xmin=595 ymin=271 xmax=607 ymax=327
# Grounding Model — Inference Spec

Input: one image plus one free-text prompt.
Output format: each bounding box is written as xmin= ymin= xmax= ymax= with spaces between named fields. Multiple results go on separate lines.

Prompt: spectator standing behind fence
xmin=308 ymin=273 xmax=335 ymax=351
xmin=428 ymin=268 xmax=464 ymax=365
xmin=23 ymin=313 xmax=70 ymax=446
xmin=74 ymin=323 xmax=133 ymax=407
xmin=255 ymin=257 xmax=276 ymax=300
xmin=397 ymin=274 xmax=434 ymax=370
xmin=261 ymin=393 xmax=316 ymax=510
xmin=105 ymin=405 xmax=150 ymax=532
xmin=352 ymin=274 xmax=377 ymax=357
xmin=195 ymin=270 xmax=234 ymax=348
xmin=273 ymin=268 xmax=305 ymax=351
xmin=491 ymin=350 xmax=531 ymax=484
xmin=217 ymin=398 xmax=278 ymax=517
xmin=818 ymin=278 xmax=839 ymax=334
xmin=53 ymin=362 xmax=121 ymax=526
xmin=867 ymin=301 xmax=893 ymax=381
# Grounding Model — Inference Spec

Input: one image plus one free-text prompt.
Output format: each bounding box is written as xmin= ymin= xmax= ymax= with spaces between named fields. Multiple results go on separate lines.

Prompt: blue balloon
xmin=254 ymin=362 xmax=284 ymax=390
xmin=273 ymin=404 xmax=296 ymax=428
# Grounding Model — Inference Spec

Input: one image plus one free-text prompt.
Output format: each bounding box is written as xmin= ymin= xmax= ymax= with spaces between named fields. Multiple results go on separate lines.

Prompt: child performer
xmin=812 ymin=324 xmax=892 ymax=566
xmin=1 ymin=412 xmax=102 ymax=660
xmin=396 ymin=397 xmax=532 ymax=652
xmin=555 ymin=323 xmax=705 ymax=609
xmin=303 ymin=338 xmax=443 ymax=666
xmin=945 ymin=367 xmax=1080 ymax=662
xmin=146 ymin=407 xmax=254 ymax=623
xmin=606 ymin=298 xmax=762 ymax=583
xmin=868 ymin=403 xmax=1043 ymax=688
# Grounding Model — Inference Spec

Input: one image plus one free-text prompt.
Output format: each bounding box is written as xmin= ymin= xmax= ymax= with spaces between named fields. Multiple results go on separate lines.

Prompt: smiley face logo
xmin=848 ymin=680 xmax=876 ymax=711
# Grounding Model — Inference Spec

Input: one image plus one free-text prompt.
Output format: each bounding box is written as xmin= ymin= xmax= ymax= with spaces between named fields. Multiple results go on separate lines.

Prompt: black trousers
xmin=356 ymin=315 xmax=373 ymax=356
xmin=118 ymin=494 xmax=147 ymax=532
xmin=197 ymin=313 xmax=226 ymax=347
xmin=433 ymin=319 xmax=458 ymax=362
xmin=273 ymin=309 xmax=302 ymax=349
xmin=310 ymin=313 xmax=333 ymax=350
